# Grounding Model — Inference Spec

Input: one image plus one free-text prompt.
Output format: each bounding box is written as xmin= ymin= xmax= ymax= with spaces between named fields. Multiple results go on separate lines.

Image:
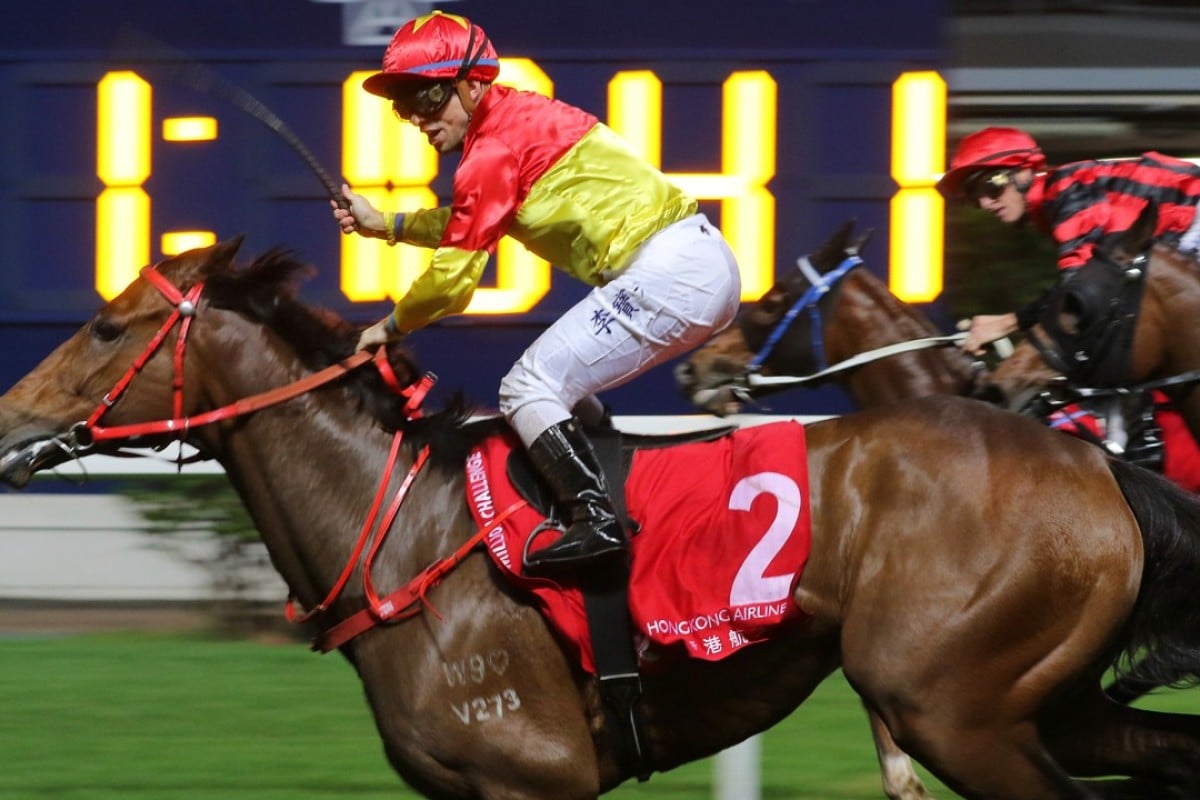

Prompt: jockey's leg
xmin=500 ymin=213 xmax=740 ymax=574
xmin=522 ymin=415 xmax=628 ymax=572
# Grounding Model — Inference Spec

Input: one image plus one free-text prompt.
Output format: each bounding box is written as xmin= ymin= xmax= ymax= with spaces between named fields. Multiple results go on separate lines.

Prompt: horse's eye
xmin=90 ymin=317 xmax=124 ymax=343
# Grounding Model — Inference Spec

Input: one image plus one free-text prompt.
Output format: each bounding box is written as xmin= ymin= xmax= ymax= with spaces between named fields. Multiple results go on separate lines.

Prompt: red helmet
xmin=936 ymin=127 xmax=1046 ymax=198
xmin=362 ymin=11 xmax=500 ymax=98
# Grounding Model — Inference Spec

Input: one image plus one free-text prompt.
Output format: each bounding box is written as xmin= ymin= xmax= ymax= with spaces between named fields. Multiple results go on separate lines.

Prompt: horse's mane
xmin=201 ymin=248 xmax=488 ymax=469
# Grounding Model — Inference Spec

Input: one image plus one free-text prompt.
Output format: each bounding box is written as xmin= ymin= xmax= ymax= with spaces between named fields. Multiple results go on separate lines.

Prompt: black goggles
xmin=391 ymin=82 xmax=455 ymax=121
xmin=962 ymin=169 xmax=1016 ymax=201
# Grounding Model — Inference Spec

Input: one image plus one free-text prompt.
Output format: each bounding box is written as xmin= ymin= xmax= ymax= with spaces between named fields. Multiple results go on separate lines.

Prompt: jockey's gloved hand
xmin=356 ymin=315 xmax=404 ymax=352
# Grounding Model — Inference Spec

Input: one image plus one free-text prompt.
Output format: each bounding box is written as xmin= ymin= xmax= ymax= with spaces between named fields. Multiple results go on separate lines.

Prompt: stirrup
xmin=523 ymin=526 xmax=626 ymax=574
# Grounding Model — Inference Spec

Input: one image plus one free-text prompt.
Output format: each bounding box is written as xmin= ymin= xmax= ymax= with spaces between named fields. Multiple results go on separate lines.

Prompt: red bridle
xmin=68 ymin=262 xmax=513 ymax=651
xmin=72 ymin=264 xmax=434 ymax=448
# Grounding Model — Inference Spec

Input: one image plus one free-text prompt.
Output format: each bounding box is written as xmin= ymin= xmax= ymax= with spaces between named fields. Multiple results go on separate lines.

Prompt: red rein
xmin=81 ymin=263 xmax=507 ymax=653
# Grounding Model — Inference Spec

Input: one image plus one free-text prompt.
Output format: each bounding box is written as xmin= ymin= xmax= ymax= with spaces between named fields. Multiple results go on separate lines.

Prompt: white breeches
xmin=499 ymin=213 xmax=741 ymax=446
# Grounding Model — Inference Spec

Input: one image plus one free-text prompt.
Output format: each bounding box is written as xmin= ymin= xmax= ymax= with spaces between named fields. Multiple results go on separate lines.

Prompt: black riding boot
xmin=523 ymin=418 xmax=627 ymax=574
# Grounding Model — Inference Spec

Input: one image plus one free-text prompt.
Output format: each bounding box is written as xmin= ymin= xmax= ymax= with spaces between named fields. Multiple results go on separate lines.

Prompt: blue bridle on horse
xmin=745 ymin=254 xmax=863 ymax=373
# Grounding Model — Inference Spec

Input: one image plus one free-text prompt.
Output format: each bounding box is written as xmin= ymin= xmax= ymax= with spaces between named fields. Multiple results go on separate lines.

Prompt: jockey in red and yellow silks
xmin=332 ymin=11 xmax=742 ymax=576
xmin=391 ymin=84 xmax=697 ymax=332
xmin=937 ymin=127 xmax=1200 ymax=355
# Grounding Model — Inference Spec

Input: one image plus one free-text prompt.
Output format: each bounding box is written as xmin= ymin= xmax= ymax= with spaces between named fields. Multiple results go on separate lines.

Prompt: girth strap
xmin=581 ymin=428 xmax=651 ymax=781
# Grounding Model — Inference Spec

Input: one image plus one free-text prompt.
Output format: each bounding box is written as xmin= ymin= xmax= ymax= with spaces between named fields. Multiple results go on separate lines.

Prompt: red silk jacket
xmin=1026 ymin=151 xmax=1200 ymax=270
xmin=390 ymin=84 xmax=697 ymax=332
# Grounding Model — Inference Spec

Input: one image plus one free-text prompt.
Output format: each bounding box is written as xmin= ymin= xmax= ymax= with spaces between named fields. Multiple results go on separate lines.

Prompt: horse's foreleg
xmin=866 ymin=705 xmax=935 ymax=800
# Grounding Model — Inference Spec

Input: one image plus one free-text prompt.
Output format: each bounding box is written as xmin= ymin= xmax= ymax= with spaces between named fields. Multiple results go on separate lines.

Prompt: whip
xmin=114 ymin=25 xmax=350 ymax=210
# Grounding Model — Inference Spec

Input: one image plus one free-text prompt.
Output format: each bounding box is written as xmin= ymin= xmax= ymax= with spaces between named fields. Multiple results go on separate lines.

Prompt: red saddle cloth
xmin=464 ymin=422 xmax=813 ymax=673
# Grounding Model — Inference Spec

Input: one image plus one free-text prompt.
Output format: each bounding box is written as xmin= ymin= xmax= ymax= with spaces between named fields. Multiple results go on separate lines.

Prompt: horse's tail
xmin=1109 ymin=457 xmax=1200 ymax=689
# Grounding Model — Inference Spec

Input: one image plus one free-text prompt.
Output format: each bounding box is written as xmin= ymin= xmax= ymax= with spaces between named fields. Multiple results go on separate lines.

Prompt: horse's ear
xmin=849 ymin=227 xmax=874 ymax=256
xmin=1126 ymin=201 xmax=1157 ymax=252
xmin=206 ymin=235 xmax=246 ymax=272
xmin=810 ymin=220 xmax=857 ymax=268
xmin=1104 ymin=202 xmax=1156 ymax=264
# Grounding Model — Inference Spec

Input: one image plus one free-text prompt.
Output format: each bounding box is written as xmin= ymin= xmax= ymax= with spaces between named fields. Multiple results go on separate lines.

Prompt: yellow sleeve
xmin=400 ymin=207 xmax=453 ymax=248
xmin=391 ymin=246 xmax=490 ymax=333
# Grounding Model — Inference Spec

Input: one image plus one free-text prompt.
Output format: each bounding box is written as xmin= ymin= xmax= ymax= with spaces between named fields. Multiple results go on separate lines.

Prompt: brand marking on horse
xmin=487 ymin=649 xmax=509 ymax=675
xmin=451 ymin=689 xmax=521 ymax=725
xmin=442 ymin=650 xmax=512 ymax=686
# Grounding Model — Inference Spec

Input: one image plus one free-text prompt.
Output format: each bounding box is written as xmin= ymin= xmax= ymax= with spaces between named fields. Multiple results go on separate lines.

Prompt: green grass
xmin=2 ymin=632 xmax=1199 ymax=799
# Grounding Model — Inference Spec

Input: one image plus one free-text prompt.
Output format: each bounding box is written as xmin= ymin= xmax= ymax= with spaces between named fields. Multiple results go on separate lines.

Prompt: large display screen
xmin=0 ymin=0 xmax=944 ymax=414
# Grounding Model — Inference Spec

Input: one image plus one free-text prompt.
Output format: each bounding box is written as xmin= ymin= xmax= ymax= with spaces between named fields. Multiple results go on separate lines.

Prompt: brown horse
xmin=679 ymin=221 xmax=974 ymax=799
xmin=676 ymin=219 xmax=1197 ymax=489
xmin=5 ymin=240 xmax=1200 ymax=799
xmin=985 ymin=201 xmax=1200 ymax=447
xmin=676 ymin=221 xmax=984 ymax=416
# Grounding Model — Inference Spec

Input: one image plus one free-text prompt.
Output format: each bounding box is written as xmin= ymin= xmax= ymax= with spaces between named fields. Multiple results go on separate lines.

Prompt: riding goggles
xmin=391 ymin=81 xmax=455 ymax=121
xmin=963 ymin=169 xmax=1016 ymax=201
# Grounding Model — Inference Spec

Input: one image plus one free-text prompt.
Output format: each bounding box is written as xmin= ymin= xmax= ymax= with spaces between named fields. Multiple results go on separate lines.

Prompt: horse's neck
xmin=832 ymin=272 xmax=978 ymax=404
xmin=192 ymin=335 xmax=462 ymax=612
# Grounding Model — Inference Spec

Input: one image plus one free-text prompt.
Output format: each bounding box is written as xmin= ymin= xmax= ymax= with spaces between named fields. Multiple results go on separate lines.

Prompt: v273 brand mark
xmin=451 ymin=689 xmax=522 ymax=726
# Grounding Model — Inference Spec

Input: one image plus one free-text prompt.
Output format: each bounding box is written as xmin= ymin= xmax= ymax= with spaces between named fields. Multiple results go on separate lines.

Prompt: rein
xmin=69 ymin=262 xmax=509 ymax=652
xmin=1029 ymin=368 xmax=1200 ymax=403
xmin=735 ymin=252 xmax=970 ymax=396
xmin=744 ymin=332 xmax=968 ymax=391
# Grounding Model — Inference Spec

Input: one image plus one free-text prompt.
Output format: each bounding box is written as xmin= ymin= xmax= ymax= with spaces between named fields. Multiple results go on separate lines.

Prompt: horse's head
xmin=981 ymin=200 xmax=1162 ymax=413
xmin=0 ymin=239 xmax=247 ymax=484
xmin=0 ymin=238 xmax=418 ymax=487
xmin=675 ymin=220 xmax=871 ymax=414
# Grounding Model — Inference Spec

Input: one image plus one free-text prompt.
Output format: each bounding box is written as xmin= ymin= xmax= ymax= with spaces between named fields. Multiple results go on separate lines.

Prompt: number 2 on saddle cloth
xmin=464 ymin=422 xmax=814 ymax=673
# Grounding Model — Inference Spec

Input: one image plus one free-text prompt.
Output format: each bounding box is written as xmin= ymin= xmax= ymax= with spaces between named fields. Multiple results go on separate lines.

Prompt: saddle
xmin=504 ymin=423 xmax=736 ymax=521
xmin=502 ymin=420 xmax=735 ymax=780
xmin=1033 ymin=255 xmax=1147 ymax=387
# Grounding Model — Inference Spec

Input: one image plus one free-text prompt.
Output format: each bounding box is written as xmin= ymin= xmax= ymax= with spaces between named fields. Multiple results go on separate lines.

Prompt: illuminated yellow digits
xmin=96 ymin=72 xmax=151 ymax=299
xmin=609 ymin=70 xmax=776 ymax=301
xmin=341 ymin=70 xmax=438 ymax=302
xmin=889 ymin=71 xmax=945 ymax=302
xmin=340 ymin=59 xmax=552 ymax=314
